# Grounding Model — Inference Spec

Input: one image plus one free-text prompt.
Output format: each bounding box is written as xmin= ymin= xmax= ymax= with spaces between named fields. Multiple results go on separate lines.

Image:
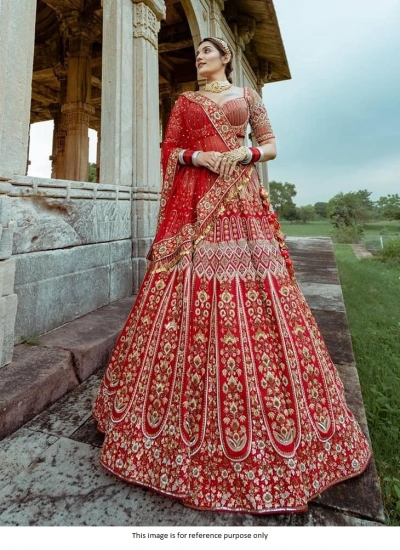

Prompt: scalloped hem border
xmin=98 ymin=449 xmax=372 ymax=516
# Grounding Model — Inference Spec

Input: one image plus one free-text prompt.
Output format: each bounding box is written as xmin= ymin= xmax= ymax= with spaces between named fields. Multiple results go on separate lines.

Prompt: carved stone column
xmin=131 ymin=0 xmax=165 ymax=292
xmin=52 ymin=64 xmax=68 ymax=180
xmin=93 ymin=122 xmax=101 ymax=183
xmin=100 ymin=0 xmax=135 ymax=185
xmin=49 ymin=105 xmax=61 ymax=179
xmin=61 ymin=32 xmax=95 ymax=181
xmin=0 ymin=0 xmax=36 ymax=179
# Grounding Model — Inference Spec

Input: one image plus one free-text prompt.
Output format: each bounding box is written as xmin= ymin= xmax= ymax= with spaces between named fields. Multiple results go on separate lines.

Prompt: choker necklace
xmin=204 ymin=80 xmax=233 ymax=93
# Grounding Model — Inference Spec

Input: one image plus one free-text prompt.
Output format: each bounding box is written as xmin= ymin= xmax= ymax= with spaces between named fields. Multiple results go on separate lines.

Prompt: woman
xmin=93 ymin=37 xmax=371 ymax=513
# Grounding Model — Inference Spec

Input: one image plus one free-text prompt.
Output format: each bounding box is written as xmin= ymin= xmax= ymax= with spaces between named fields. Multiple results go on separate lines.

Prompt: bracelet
xmin=178 ymin=150 xmax=196 ymax=165
xmin=178 ymin=149 xmax=187 ymax=165
xmin=183 ymin=150 xmax=195 ymax=165
xmin=240 ymin=147 xmax=262 ymax=164
xmin=255 ymin=146 xmax=264 ymax=162
xmin=250 ymin=147 xmax=262 ymax=163
xmin=240 ymin=147 xmax=253 ymax=165
xmin=192 ymin=151 xmax=201 ymax=167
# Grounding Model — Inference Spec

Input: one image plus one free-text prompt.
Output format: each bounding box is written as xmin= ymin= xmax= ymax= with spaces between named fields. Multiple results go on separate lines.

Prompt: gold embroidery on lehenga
xmin=92 ymin=88 xmax=372 ymax=514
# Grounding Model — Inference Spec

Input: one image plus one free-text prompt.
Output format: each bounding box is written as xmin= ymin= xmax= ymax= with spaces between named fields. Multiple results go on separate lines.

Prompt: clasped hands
xmin=196 ymin=147 xmax=248 ymax=176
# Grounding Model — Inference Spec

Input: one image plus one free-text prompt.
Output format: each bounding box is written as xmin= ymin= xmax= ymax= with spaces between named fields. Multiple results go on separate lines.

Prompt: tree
xmin=314 ymin=202 xmax=328 ymax=219
xmin=88 ymin=162 xmax=97 ymax=182
xmin=269 ymin=181 xmax=297 ymax=218
xmin=327 ymin=189 xmax=373 ymax=228
xmin=298 ymin=205 xmax=317 ymax=223
xmin=375 ymin=194 xmax=400 ymax=221
xmin=282 ymin=201 xmax=299 ymax=222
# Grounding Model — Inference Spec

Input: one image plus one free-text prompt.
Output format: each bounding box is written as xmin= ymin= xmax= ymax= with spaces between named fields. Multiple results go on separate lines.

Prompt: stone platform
xmin=0 ymin=238 xmax=385 ymax=526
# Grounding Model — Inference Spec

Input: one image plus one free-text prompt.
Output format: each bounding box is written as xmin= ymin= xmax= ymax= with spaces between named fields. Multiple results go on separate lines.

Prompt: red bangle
xmin=249 ymin=147 xmax=261 ymax=162
xmin=183 ymin=149 xmax=195 ymax=165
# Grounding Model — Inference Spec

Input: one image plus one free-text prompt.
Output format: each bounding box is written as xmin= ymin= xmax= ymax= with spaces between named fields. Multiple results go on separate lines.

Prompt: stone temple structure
xmin=0 ymin=0 xmax=290 ymax=368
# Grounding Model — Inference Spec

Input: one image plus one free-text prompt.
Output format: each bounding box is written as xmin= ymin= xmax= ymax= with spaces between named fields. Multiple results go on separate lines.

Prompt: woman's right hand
xmin=196 ymin=151 xmax=221 ymax=173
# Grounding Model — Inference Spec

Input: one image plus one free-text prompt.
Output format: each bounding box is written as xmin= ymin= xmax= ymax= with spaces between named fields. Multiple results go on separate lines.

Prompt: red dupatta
xmin=148 ymin=91 xmax=256 ymax=272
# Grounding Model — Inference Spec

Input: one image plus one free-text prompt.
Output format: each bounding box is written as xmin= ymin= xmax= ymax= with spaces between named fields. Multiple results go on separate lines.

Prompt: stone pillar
xmin=62 ymin=34 xmax=95 ymax=181
xmin=0 ymin=0 xmax=36 ymax=366
xmin=235 ymin=41 xmax=245 ymax=88
xmin=159 ymin=84 xmax=172 ymax=142
xmin=209 ymin=0 xmax=224 ymax=36
xmin=95 ymin=124 xmax=101 ymax=184
xmin=131 ymin=0 xmax=166 ymax=293
xmin=256 ymin=73 xmax=271 ymax=190
xmin=49 ymin=105 xmax=61 ymax=179
xmin=26 ymin=128 xmax=32 ymax=176
xmin=100 ymin=0 xmax=135 ymax=185
xmin=51 ymin=65 xmax=68 ymax=180
xmin=0 ymin=0 xmax=37 ymax=179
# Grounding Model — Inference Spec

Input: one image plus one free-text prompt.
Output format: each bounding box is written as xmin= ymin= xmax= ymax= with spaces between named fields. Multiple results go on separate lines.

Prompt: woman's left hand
xmin=214 ymin=148 xmax=248 ymax=177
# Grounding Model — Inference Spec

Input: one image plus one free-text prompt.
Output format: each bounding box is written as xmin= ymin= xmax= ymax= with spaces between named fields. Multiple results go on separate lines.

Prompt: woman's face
xmin=196 ymin=41 xmax=227 ymax=79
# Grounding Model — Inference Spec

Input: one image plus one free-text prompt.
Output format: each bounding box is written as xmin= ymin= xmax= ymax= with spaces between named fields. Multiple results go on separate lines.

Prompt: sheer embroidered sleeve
xmin=246 ymin=87 xmax=275 ymax=145
xmin=156 ymin=95 xmax=187 ymax=231
xmin=161 ymin=95 xmax=186 ymax=174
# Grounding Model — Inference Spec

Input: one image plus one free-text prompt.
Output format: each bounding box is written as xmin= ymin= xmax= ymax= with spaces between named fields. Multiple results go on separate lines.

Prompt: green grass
xmin=280 ymin=219 xmax=400 ymax=252
xmin=280 ymin=219 xmax=400 ymax=522
xmin=334 ymin=246 xmax=400 ymax=525
xmin=280 ymin=220 xmax=332 ymax=237
xmin=363 ymin=221 xmax=400 ymax=252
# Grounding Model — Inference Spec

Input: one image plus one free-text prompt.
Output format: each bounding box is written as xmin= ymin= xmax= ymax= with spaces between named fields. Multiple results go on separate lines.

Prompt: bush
xmin=331 ymin=224 xmax=364 ymax=243
xmin=377 ymin=238 xmax=400 ymax=266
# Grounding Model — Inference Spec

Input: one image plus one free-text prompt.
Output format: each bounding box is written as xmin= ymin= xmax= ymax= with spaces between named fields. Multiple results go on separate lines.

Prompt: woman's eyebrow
xmin=196 ymin=45 xmax=211 ymax=55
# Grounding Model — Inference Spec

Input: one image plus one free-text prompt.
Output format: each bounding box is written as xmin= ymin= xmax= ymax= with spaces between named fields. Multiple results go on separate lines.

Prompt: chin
xmin=197 ymin=68 xmax=210 ymax=79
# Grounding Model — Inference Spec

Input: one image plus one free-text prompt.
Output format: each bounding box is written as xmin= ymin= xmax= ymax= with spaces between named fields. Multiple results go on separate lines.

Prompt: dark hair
xmin=198 ymin=37 xmax=234 ymax=83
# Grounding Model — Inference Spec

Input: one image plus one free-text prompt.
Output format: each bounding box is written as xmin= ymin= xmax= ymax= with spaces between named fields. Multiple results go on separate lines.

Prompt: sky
xmin=29 ymin=0 xmax=400 ymax=206
xmin=264 ymin=0 xmax=400 ymax=205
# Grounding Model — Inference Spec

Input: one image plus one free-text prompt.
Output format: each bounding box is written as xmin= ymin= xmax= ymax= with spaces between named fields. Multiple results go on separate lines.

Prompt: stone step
xmin=0 ymin=296 xmax=135 ymax=439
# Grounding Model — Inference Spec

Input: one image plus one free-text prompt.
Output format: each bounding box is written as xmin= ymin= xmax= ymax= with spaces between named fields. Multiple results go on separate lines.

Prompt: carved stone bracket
xmin=238 ymin=15 xmax=256 ymax=46
xmin=132 ymin=3 xmax=160 ymax=49
xmin=132 ymin=0 xmax=166 ymax=22
xmin=62 ymin=102 xmax=95 ymax=132
xmin=257 ymin=58 xmax=272 ymax=84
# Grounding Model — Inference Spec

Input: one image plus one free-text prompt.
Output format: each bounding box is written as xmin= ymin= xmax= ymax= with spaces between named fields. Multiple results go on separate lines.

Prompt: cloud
xmin=265 ymin=0 xmax=400 ymax=205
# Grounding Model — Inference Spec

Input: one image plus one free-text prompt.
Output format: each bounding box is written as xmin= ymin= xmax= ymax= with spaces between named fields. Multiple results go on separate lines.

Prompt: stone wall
xmin=7 ymin=176 xmax=133 ymax=342
xmin=0 ymin=185 xmax=18 ymax=366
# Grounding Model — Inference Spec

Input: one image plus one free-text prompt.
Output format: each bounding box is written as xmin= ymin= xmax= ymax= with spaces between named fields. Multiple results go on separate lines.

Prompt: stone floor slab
xmin=312 ymin=310 xmax=354 ymax=365
xmin=0 ymin=428 xmax=58 ymax=492
xmin=0 ymin=437 xmax=134 ymax=526
xmin=294 ymin=265 xmax=340 ymax=285
xmin=299 ymin=283 xmax=346 ymax=312
xmin=25 ymin=370 xmax=103 ymax=438
xmin=70 ymin=416 xmax=105 ymax=448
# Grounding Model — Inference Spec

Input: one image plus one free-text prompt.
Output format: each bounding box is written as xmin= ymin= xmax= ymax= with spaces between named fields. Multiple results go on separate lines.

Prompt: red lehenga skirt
xmin=93 ymin=167 xmax=371 ymax=514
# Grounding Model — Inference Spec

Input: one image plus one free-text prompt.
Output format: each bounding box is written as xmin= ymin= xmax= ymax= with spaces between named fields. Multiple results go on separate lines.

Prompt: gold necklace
xmin=204 ymin=80 xmax=233 ymax=93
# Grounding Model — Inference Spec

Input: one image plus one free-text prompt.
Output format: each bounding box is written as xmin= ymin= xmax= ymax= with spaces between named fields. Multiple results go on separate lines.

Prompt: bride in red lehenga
xmin=93 ymin=37 xmax=371 ymax=513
